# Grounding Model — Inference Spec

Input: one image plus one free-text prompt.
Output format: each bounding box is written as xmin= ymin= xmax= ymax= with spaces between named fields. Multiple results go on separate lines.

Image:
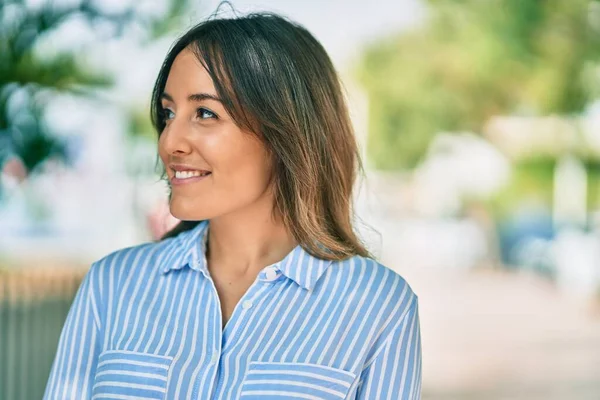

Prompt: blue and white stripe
xmin=43 ymin=219 xmax=421 ymax=399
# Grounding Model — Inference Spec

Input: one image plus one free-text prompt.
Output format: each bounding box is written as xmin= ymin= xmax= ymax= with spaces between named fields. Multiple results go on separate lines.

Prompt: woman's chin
xmin=168 ymin=202 xmax=211 ymax=222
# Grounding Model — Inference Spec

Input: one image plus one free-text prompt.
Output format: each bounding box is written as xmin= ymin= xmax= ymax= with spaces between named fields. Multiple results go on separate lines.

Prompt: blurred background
xmin=1 ymin=0 xmax=599 ymax=399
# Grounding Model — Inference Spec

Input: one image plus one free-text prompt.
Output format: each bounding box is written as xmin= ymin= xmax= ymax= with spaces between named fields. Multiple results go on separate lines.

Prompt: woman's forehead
xmin=165 ymin=48 xmax=217 ymax=97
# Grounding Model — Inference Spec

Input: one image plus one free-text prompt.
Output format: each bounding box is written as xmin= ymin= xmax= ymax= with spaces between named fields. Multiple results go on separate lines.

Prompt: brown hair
xmin=151 ymin=10 xmax=372 ymax=260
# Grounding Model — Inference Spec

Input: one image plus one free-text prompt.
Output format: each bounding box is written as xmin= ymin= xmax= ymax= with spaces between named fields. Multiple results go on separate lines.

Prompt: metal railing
xmin=0 ymin=267 xmax=84 ymax=400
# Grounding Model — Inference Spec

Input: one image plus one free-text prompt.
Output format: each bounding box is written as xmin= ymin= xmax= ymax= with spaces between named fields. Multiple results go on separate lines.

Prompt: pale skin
xmin=158 ymin=47 xmax=297 ymax=329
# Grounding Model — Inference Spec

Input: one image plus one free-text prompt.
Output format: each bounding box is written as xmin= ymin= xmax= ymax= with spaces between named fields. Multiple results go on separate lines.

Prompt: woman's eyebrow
xmin=160 ymin=92 xmax=223 ymax=103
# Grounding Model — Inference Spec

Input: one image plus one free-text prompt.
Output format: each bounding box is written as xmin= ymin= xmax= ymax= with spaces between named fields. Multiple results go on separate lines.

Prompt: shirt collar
xmin=158 ymin=220 xmax=333 ymax=291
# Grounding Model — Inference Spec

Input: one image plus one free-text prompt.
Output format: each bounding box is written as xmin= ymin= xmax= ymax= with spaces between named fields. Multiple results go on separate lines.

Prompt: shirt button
xmin=211 ymin=354 xmax=219 ymax=364
xmin=264 ymin=268 xmax=280 ymax=281
xmin=242 ymin=300 xmax=253 ymax=309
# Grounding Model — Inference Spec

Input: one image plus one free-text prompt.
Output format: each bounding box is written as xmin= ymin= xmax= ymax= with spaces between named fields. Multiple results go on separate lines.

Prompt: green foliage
xmin=486 ymin=157 xmax=556 ymax=220
xmin=485 ymin=157 xmax=600 ymax=219
xmin=0 ymin=0 xmax=191 ymax=179
xmin=357 ymin=0 xmax=600 ymax=169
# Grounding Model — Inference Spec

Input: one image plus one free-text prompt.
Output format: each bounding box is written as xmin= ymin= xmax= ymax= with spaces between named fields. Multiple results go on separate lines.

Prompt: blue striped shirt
xmin=43 ymin=219 xmax=421 ymax=399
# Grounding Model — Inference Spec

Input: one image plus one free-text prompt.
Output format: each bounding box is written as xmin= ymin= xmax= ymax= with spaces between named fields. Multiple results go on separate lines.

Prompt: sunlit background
xmin=1 ymin=0 xmax=600 ymax=399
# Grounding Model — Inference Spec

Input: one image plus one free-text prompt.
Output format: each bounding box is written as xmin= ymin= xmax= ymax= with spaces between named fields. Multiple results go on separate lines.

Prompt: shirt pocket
xmin=92 ymin=349 xmax=173 ymax=400
xmin=239 ymin=361 xmax=357 ymax=400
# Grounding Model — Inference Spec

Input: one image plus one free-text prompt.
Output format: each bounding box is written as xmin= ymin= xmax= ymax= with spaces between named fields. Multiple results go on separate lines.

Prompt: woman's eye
xmin=197 ymin=107 xmax=217 ymax=120
xmin=161 ymin=108 xmax=175 ymax=121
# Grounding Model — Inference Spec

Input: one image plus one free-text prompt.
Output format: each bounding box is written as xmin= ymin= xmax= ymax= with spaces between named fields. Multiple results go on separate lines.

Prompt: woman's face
xmin=158 ymin=47 xmax=273 ymax=221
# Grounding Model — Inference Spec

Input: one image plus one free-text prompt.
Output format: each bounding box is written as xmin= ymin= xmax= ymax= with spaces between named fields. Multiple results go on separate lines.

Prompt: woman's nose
xmin=160 ymin=119 xmax=193 ymax=155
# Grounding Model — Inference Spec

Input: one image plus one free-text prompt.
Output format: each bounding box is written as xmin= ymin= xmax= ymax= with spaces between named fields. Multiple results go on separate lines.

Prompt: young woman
xmin=44 ymin=11 xmax=421 ymax=400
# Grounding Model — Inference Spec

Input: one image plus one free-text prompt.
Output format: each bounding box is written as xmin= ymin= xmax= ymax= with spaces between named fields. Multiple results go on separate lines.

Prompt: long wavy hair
xmin=150 ymin=9 xmax=371 ymax=260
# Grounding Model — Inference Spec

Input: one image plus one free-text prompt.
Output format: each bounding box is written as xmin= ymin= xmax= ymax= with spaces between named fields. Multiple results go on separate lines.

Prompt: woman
xmin=44 ymin=11 xmax=421 ymax=400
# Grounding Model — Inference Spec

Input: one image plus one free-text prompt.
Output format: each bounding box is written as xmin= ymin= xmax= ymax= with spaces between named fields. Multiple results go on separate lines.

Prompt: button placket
xmin=220 ymin=279 xmax=272 ymax=353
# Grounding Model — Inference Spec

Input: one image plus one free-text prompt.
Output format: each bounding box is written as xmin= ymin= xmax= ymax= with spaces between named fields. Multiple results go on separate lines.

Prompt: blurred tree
xmin=357 ymin=0 xmax=600 ymax=169
xmin=0 ymin=0 xmax=190 ymax=194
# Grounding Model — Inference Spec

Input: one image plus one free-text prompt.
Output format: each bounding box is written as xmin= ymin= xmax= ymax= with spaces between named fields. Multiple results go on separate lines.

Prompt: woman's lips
xmin=170 ymin=172 xmax=212 ymax=186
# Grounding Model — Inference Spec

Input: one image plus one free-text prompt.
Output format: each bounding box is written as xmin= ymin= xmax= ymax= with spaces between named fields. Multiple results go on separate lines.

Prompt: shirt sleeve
xmin=354 ymin=296 xmax=422 ymax=400
xmin=43 ymin=263 xmax=103 ymax=400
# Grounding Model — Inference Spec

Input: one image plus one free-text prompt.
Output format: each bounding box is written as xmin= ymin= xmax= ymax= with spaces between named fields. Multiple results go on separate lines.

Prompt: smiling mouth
xmin=169 ymin=169 xmax=212 ymax=186
xmin=173 ymin=170 xmax=211 ymax=179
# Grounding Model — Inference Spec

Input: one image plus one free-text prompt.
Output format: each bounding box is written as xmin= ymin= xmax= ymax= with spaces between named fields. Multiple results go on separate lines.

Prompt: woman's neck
xmin=206 ymin=195 xmax=297 ymax=277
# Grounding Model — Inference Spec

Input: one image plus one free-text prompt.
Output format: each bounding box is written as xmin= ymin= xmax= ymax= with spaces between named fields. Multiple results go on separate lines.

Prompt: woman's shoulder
xmin=87 ymin=236 xmax=179 ymax=279
xmin=324 ymin=254 xmax=419 ymax=352
xmin=331 ymin=254 xmax=418 ymax=305
xmin=333 ymin=254 xmax=417 ymax=291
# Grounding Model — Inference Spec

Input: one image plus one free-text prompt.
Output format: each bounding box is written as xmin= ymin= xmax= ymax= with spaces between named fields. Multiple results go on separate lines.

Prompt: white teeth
xmin=174 ymin=170 xmax=210 ymax=179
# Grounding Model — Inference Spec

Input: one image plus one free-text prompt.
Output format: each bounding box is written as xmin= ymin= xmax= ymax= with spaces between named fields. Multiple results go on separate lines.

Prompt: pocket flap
xmin=240 ymin=361 xmax=357 ymax=400
xmin=92 ymin=350 xmax=173 ymax=400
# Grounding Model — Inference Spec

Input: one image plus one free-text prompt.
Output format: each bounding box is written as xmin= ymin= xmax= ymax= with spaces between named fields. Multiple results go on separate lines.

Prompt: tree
xmin=356 ymin=0 xmax=600 ymax=170
xmin=0 ymin=0 xmax=191 ymax=194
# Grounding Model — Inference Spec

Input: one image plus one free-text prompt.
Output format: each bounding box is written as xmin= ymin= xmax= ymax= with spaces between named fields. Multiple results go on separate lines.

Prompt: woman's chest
xmin=94 ymin=271 xmax=367 ymax=399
